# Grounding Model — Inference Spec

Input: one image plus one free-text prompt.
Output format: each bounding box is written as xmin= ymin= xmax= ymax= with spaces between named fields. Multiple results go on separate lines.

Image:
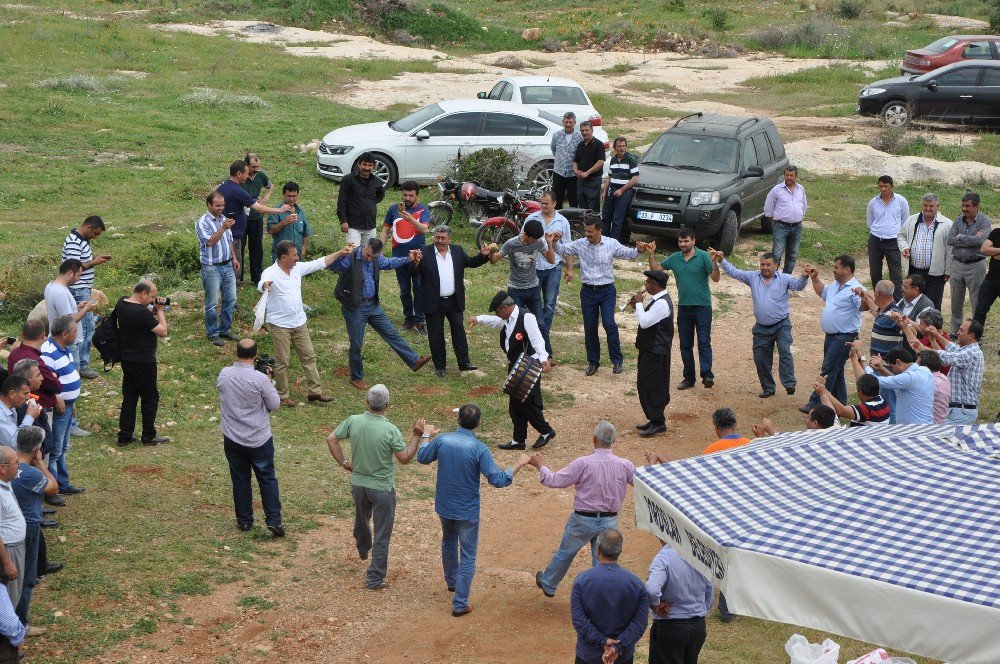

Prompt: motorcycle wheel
xmin=476 ymin=220 xmax=519 ymax=251
xmin=428 ymin=201 xmax=453 ymax=227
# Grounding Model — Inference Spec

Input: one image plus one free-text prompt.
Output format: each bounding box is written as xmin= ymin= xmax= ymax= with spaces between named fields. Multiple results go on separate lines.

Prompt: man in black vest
xmin=328 ymin=238 xmax=431 ymax=390
xmin=469 ymin=291 xmax=555 ymax=450
xmin=408 ymin=226 xmax=495 ymax=377
xmin=627 ymin=271 xmax=674 ymax=437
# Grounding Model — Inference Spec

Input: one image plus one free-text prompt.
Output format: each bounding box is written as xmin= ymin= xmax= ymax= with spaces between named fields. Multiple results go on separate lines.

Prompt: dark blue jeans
xmin=677 ymin=305 xmax=713 ymax=382
xmin=223 ymin=436 xmax=282 ymax=528
xmin=15 ymin=522 xmax=39 ymax=625
xmin=806 ymin=331 xmax=857 ymax=407
xmin=752 ymin=318 xmax=795 ymax=393
xmin=601 ymin=186 xmax=634 ymax=241
xmin=771 ymin=221 xmax=803 ymax=274
xmin=578 ymin=178 xmax=601 ymax=212
xmin=536 ymin=267 xmax=563 ymax=355
xmin=440 ymin=516 xmax=479 ymax=612
xmin=341 ymin=301 xmax=420 ymax=381
xmin=508 ymin=285 xmax=543 ymax=320
xmin=393 ymin=247 xmax=424 ymax=324
xmin=580 ymin=284 xmax=622 ymax=366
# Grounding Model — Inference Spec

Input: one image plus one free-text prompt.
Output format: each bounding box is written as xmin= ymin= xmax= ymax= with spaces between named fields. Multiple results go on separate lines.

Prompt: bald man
xmin=0 ymin=447 xmax=26 ymax=608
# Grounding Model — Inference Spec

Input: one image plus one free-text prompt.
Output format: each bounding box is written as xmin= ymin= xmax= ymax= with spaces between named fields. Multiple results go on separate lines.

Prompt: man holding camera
xmin=217 ymin=339 xmax=283 ymax=536
xmin=114 ymin=280 xmax=169 ymax=447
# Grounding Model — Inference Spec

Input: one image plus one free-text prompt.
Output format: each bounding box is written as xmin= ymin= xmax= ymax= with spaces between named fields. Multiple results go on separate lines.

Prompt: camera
xmin=154 ymin=297 xmax=171 ymax=307
xmin=254 ymin=354 xmax=276 ymax=375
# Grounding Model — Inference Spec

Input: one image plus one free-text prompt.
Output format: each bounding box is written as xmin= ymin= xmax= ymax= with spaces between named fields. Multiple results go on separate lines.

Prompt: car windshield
xmin=519 ymin=86 xmax=590 ymax=105
xmin=923 ymin=37 xmax=959 ymax=53
xmin=641 ymin=133 xmax=739 ymax=174
xmin=391 ymin=103 xmax=443 ymax=132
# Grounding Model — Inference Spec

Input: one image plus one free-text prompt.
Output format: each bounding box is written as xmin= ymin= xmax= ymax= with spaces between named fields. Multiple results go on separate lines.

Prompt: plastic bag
xmin=252 ymin=291 xmax=268 ymax=332
xmin=785 ymin=633 xmax=841 ymax=664
xmin=847 ymin=651 xmax=916 ymax=664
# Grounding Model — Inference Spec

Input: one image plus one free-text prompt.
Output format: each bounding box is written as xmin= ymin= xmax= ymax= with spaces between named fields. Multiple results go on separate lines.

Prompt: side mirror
xmin=415 ymin=129 xmax=430 ymax=141
xmin=741 ymin=165 xmax=764 ymax=178
xmin=926 ymin=80 xmax=937 ymax=91
xmin=477 ymin=92 xmax=487 ymax=99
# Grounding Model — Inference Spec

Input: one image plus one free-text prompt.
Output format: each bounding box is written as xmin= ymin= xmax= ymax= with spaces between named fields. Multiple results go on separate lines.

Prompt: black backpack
xmin=92 ymin=299 xmax=122 ymax=371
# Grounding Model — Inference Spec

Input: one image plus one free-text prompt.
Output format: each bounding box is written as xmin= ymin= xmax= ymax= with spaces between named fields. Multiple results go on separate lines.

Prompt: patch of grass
xmin=34 ymin=74 xmax=125 ymax=93
xmin=590 ymin=93 xmax=685 ymax=121
xmin=854 ymin=127 xmax=1000 ymax=167
xmin=238 ymin=595 xmax=279 ymax=611
xmin=595 ymin=62 xmax=639 ymax=75
xmin=170 ymin=574 xmax=212 ymax=596
xmin=623 ymin=80 xmax=681 ymax=94
xmin=179 ymin=88 xmax=269 ymax=108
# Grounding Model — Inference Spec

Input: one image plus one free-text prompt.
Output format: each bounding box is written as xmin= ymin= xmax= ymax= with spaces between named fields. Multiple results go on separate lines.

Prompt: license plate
xmin=637 ymin=210 xmax=673 ymax=223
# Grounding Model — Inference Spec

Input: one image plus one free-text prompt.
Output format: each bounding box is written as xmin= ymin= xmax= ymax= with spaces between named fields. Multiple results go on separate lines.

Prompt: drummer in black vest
xmin=469 ymin=291 xmax=555 ymax=450
xmin=627 ymin=270 xmax=674 ymax=437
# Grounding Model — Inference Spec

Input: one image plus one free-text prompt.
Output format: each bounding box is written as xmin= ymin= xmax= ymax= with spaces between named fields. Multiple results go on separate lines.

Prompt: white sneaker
xmin=71 ymin=426 xmax=91 ymax=438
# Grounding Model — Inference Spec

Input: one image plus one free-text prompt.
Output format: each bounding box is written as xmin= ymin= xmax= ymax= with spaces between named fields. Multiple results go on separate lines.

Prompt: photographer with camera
xmin=114 ymin=280 xmax=169 ymax=447
xmin=217 ymin=339 xmax=284 ymax=536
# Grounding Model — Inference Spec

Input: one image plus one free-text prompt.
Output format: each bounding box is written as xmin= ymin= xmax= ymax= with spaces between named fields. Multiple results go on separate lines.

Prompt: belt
xmin=773 ymin=220 xmax=800 ymax=226
xmin=662 ymin=616 xmax=706 ymax=623
xmin=207 ymin=260 xmax=231 ymax=266
xmin=955 ymin=257 xmax=985 ymax=264
xmin=439 ymin=294 xmax=455 ymax=299
xmin=581 ymin=283 xmax=613 ymax=289
xmin=949 ymin=402 xmax=977 ymax=409
xmin=575 ymin=510 xmax=618 ymax=518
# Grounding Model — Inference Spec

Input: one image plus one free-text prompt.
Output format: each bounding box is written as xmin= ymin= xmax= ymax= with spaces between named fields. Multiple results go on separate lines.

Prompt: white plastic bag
xmin=847 ymin=650 xmax=916 ymax=664
xmin=252 ymin=291 xmax=268 ymax=332
xmin=785 ymin=633 xmax=841 ymax=664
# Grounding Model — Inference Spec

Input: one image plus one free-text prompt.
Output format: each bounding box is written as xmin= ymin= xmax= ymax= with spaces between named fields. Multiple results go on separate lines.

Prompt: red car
xmin=901 ymin=35 xmax=1000 ymax=75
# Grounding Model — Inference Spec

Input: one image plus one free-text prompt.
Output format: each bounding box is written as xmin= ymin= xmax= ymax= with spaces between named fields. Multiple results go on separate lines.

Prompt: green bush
xmin=836 ymin=0 xmax=865 ymax=19
xmin=702 ymin=7 xmax=731 ymax=31
xmin=445 ymin=148 xmax=522 ymax=192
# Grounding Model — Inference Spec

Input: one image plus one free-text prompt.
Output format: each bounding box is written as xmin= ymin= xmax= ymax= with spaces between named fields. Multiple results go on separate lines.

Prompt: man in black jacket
xmin=626 ymin=271 xmax=674 ymax=437
xmin=409 ymin=226 xmax=495 ymax=377
xmin=337 ymin=153 xmax=385 ymax=247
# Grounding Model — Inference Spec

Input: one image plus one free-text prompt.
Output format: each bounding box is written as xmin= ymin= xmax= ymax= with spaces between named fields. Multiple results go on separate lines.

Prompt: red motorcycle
xmin=474 ymin=187 xmax=589 ymax=250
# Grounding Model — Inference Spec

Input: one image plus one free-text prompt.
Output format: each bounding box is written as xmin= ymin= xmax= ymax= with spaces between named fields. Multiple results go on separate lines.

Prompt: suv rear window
xmin=642 ymin=133 xmax=739 ymax=174
xmin=520 ymin=86 xmax=589 ymax=105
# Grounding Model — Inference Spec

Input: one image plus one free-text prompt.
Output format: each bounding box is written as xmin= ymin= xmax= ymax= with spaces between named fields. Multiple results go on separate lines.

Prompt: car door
xmin=404 ymin=112 xmax=482 ymax=180
xmin=917 ymin=66 xmax=980 ymax=120
xmin=973 ymin=67 xmax=1000 ymax=123
xmin=739 ymin=133 xmax=771 ymax=220
xmin=476 ymin=112 xmax=551 ymax=173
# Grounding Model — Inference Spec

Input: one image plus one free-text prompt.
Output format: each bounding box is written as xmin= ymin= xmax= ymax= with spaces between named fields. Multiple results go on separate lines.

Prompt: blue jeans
xmin=201 ymin=263 xmax=237 ymax=338
xmin=15 ymin=522 xmax=39 ymax=625
xmin=49 ymin=405 xmax=73 ymax=490
xmin=70 ymin=286 xmax=96 ymax=371
xmin=946 ymin=406 xmax=978 ymax=424
xmin=580 ymin=284 xmax=622 ymax=366
xmin=223 ymin=436 xmax=282 ymax=528
xmin=538 ymin=512 xmax=618 ymax=595
xmin=536 ymin=267 xmax=563 ymax=355
xmin=440 ymin=516 xmax=478 ymax=612
xmin=341 ymin=301 xmax=420 ymax=381
xmin=677 ymin=305 xmax=713 ymax=382
xmin=601 ymin=187 xmax=634 ymax=241
xmin=771 ymin=221 xmax=803 ymax=274
xmin=393 ymin=247 xmax=424 ymax=324
xmin=752 ymin=318 xmax=795 ymax=393
xmin=508 ymin=285 xmax=543 ymax=321
xmin=806 ymin=332 xmax=856 ymax=407
xmin=577 ymin=178 xmax=601 ymax=212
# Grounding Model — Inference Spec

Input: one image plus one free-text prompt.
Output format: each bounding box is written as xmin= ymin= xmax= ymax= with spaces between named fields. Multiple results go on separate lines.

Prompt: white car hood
xmin=321 ymin=121 xmax=399 ymax=145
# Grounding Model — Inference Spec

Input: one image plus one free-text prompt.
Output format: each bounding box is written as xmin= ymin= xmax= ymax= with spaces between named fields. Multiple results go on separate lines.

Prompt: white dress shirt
xmin=435 ymin=247 xmax=456 ymax=297
xmin=635 ymin=291 xmax=672 ymax=328
xmin=475 ymin=306 xmax=549 ymax=362
xmin=258 ymin=257 xmax=328 ymax=329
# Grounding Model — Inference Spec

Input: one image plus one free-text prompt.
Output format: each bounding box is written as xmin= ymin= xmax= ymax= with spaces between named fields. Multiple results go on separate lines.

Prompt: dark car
xmin=624 ymin=113 xmax=788 ymax=255
xmin=858 ymin=60 xmax=1000 ymax=128
xmin=901 ymin=35 xmax=1000 ymax=76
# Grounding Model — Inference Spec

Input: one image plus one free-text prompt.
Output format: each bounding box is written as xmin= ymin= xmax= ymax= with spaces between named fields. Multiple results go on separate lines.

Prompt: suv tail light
xmin=589 ymin=116 xmax=602 ymax=126
xmin=603 ymin=141 xmax=610 ymax=151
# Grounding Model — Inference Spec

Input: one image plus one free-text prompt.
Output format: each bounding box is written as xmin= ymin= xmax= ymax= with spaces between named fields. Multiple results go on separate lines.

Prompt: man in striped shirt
xmin=600 ymin=137 xmax=638 ymax=242
xmin=197 ymin=192 xmax=240 ymax=347
xmin=40 ymin=316 xmax=84 ymax=496
xmin=61 ymin=216 xmax=110 ymax=380
xmin=855 ymin=280 xmax=903 ymax=357
xmin=923 ymin=318 xmax=985 ymax=424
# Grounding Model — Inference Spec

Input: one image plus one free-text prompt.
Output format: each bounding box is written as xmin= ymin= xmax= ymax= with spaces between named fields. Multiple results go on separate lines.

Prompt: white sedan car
xmin=316 ymin=99 xmax=561 ymax=188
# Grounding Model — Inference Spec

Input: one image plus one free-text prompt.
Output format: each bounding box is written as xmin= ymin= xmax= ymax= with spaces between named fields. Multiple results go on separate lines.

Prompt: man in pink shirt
xmin=917 ymin=350 xmax=950 ymax=424
xmin=525 ymin=421 xmax=635 ymax=597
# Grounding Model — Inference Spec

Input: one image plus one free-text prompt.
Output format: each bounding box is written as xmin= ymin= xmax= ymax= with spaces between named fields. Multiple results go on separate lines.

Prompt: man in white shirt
xmin=866 ymin=175 xmax=910 ymax=301
xmin=626 ymin=271 xmax=673 ymax=437
xmin=765 ymin=165 xmax=808 ymax=274
xmin=0 ymin=447 xmax=26 ymax=608
xmin=259 ymin=241 xmax=352 ymax=406
xmin=469 ymin=291 xmax=554 ymax=450
xmin=898 ymin=192 xmax=952 ymax=310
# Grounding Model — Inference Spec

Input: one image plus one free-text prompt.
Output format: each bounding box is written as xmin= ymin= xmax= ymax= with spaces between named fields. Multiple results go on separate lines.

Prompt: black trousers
xmin=576 ymin=656 xmax=633 ymax=664
xmin=236 ymin=216 xmax=265 ymax=283
xmin=551 ymin=172 xmax=578 ymax=209
xmin=426 ymin=296 xmax=472 ymax=370
xmin=36 ymin=530 xmax=47 ymax=575
xmin=118 ymin=360 xmax=159 ymax=442
xmin=907 ymin=265 xmax=946 ymax=311
xmin=509 ymin=377 xmax=551 ymax=444
xmin=973 ymin=278 xmax=1000 ymax=328
xmin=638 ymin=350 xmax=671 ymax=426
xmin=868 ymin=235 xmax=903 ymax=300
xmin=649 ymin=617 xmax=708 ymax=664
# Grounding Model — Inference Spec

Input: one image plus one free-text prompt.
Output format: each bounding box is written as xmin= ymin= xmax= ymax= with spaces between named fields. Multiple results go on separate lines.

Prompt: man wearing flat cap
xmin=626 ymin=271 xmax=674 ymax=437
xmin=469 ymin=291 xmax=554 ymax=450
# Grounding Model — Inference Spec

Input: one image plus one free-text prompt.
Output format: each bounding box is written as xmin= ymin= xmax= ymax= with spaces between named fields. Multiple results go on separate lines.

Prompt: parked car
xmin=316 ymin=99 xmax=561 ymax=188
xmin=624 ymin=113 xmax=788 ymax=255
xmin=900 ymin=35 xmax=1000 ymax=75
xmin=858 ymin=60 xmax=1000 ymax=128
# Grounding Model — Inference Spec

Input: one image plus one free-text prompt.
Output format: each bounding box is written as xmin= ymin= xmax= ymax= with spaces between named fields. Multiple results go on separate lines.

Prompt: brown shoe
xmin=411 ymin=355 xmax=431 ymax=372
xmin=308 ymin=394 xmax=333 ymax=403
xmin=349 ymin=378 xmax=369 ymax=391
xmin=280 ymin=397 xmax=296 ymax=407
xmin=451 ymin=605 xmax=473 ymax=618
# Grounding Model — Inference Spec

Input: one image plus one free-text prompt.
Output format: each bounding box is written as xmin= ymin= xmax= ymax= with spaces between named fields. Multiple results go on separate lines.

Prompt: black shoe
xmin=42 ymin=563 xmax=63 ymax=576
xmin=532 ymin=430 xmax=555 ymax=449
xmin=758 ymin=390 xmax=775 ymax=399
xmin=535 ymin=571 xmax=554 ymax=598
xmin=677 ymin=379 xmax=695 ymax=390
xmin=40 ymin=519 xmax=58 ymax=528
xmin=702 ymin=377 xmax=715 ymax=388
xmin=719 ymin=610 xmax=736 ymax=623
xmin=458 ymin=364 xmax=478 ymax=371
xmin=636 ymin=422 xmax=652 ymax=431
xmin=59 ymin=486 xmax=85 ymax=496
xmin=116 ymin=437 xmax=134 ymax=447
xmin=208 ymin=336 xmax=225 ymax=347
xmin=359 ymin=550 xmax=369 ymax=560
xmin=612 ymin=363 xmax=623 ymax=374
xmin=436 ymin=369 xmax=446 ymax=378
xmin=44 ymin=495 xmax=66 ymax=507
xmin=367 ymin=580 xmax=389 ymax=591
xmin=585 ymin=364 xmax=599 ymax=376
xmin=237 ymin=522 xmax=253 ymax=532
xmin=498 ymin=440 xmax=526 ymax=450
xmin=786 ymin=386 xmax=795 ymax=395
xmin=639 ymin=424 xmax=666 ymax=437
xmin=798 ymin=404 xmax=813 ymax=414
xmin=267 ymin=523 xmax=286 ymax=537
xmin=220 ymin=331 xmax=241 ymax=342
xmin=142 ymin=436 xmax=171 ymax=446
xmin=447 ymin=586 xmax=455 ymax=592
xmin=42 ymin=508 xmax=56 ymax=516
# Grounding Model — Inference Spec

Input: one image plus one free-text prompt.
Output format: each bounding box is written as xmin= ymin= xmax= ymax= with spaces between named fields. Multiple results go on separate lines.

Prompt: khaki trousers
xmin=268 ymin=323 xmax=322 ymax=398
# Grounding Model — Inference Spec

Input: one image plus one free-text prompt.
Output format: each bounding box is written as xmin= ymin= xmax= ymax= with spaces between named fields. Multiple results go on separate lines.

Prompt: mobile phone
xmin=4 ymin=337 xmax=13 ymax=345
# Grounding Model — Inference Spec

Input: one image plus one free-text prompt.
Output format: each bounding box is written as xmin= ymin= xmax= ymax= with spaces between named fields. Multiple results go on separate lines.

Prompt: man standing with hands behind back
xmin=573 ymin=121 xmax=606 ymax=212
xmin=765 ymin=165 xmax=807 ymax=275
xmin=338 ymin=153 xmax=385 ymax=247
xmin=866 ymin=175 xmax=909 ymax=300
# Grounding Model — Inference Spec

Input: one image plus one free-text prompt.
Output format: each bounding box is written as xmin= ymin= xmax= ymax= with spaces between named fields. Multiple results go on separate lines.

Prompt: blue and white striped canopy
xmin=633 ymin=424 xmax=1000 ymax=664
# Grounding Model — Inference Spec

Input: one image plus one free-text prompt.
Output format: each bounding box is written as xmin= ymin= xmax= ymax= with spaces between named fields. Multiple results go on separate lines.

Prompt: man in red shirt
xmin=380 ymin=181 xmax=430 ymax=334
xmin=8 ymin=321 xmax=64 ymax=454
